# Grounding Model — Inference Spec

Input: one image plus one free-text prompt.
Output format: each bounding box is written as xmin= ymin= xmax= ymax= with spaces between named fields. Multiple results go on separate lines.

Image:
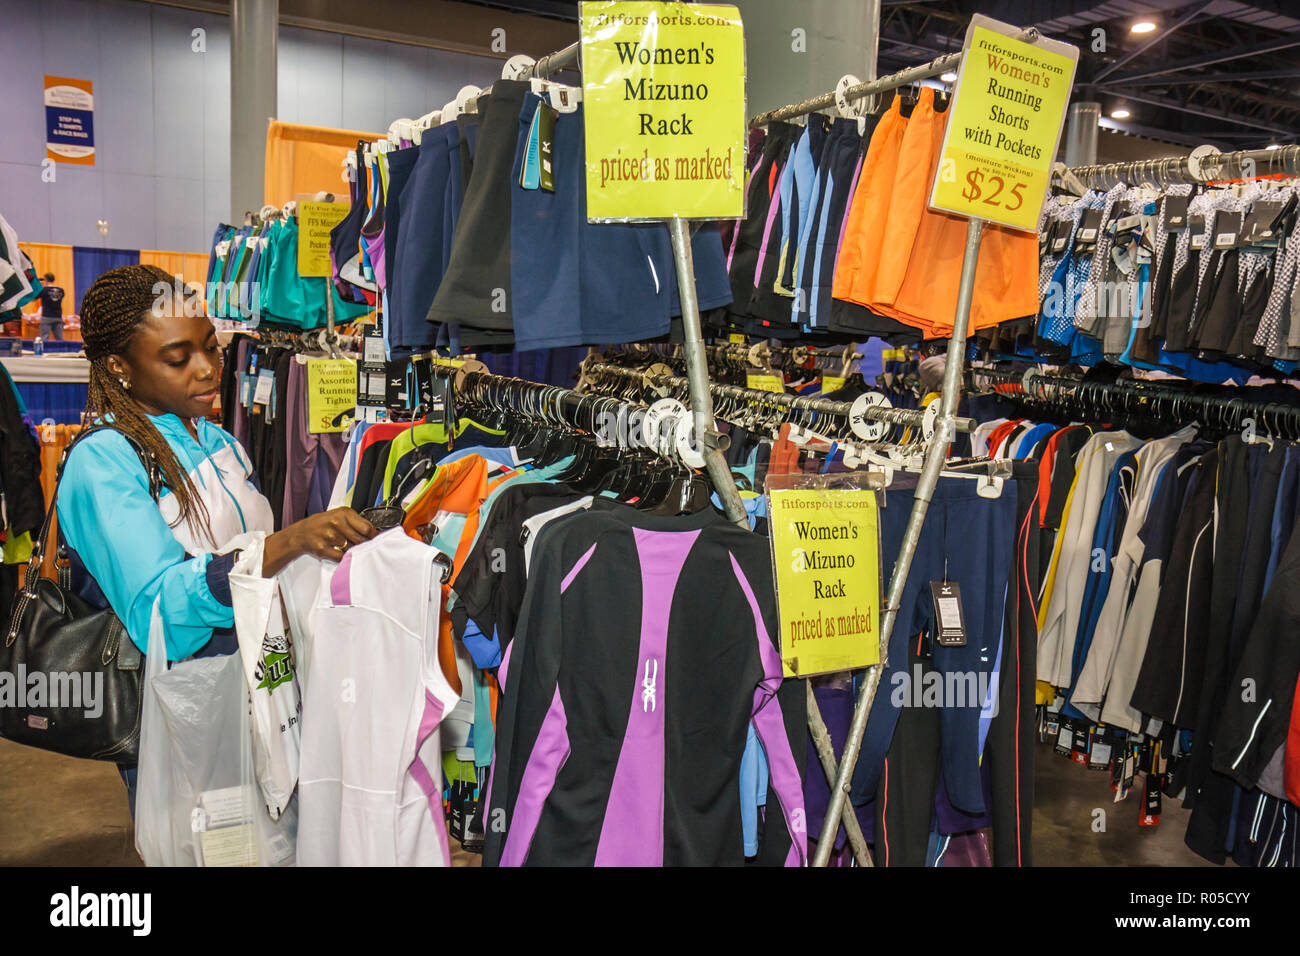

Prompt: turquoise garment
xmin=57 ymin=414 xmax=272 ymax=660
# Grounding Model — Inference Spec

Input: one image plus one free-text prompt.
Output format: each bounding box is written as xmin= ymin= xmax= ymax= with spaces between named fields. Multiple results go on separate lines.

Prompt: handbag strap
xmin=22 ymin=423 xmax=165 ymax=596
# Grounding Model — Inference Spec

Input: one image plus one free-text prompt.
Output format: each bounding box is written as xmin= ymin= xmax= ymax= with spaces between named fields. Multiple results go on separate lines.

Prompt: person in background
xmin=38 ymin=273 xmax=65 ymax=341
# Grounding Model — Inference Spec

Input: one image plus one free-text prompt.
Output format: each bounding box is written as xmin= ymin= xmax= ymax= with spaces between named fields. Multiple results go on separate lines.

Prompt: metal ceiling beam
xmin=1098 ymin=118 xmax=1228 ymax=149
xmin=1093 ymin=0 xmax=1216 ymax=82
xmin=1100 ymin=67 xmax=1300 ymax=87
xmin=1115 ymin=88 xmax=1298 ymax=136
xmin=1103 ymin=31 xmax=1300 ymax=83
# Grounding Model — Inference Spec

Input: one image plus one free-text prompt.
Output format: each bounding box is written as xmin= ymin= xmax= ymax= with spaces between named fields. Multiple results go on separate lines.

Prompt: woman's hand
xmin=261 ymin=508 xmax=379 ymax=577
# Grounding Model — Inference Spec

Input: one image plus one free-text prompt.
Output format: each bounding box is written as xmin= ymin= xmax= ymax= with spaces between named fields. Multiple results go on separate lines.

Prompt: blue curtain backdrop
xmin=72 ymin=247 xmax=140 ymax=313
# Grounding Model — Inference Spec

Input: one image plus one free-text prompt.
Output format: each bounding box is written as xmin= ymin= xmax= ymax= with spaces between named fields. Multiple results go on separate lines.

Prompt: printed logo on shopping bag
xmin=255 ymin=631 xmax=295 ymax=694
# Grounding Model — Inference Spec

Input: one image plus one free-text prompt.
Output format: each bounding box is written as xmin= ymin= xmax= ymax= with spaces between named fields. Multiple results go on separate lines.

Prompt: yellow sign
xmin=821 ymin=375 xmax=846 ymax=393
xmin=307 ymin=358 xmax=357 ymax=433
xmin=297 ymin=200 xmax=350 ymax=277
xmin=768 ymin=488 xmax=880 ymax=678
xmin=746 ymin=371 xmax=784 ymax=394
xmin=930 ymin=15 xmax=1078 ymax=232
xmin=580 ymin=1 xmax=746 ymax=221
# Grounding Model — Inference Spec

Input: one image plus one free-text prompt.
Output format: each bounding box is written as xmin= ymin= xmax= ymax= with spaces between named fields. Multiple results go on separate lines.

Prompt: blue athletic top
xmin=58 ymin=415 xmax=275 ymax=660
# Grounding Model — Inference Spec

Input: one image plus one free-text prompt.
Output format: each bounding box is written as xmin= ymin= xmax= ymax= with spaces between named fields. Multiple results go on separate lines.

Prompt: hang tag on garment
xmin=1049 ymin=216 xmax=1072 ymax=254
xmin=1055 ymin=717 xmax=1075 ymax=757
xmin=929 ymin=580 xmax=967 ymax=647
xmin=1188 ymin=214 xmax=1208 ymax=250
xmin=253 ymin=368 xmax=274 ymax=406
xmin=1161 ymin=194 xmax=1189 ymax=232
xmin=1111 ymin=243 xmax=1134 ymax=276
xmin=1075 ymin=207 xmax=1103 ymax=248
xmin=1241 ymin=200 xmax=1285 ymax=248
xmin=361 ymin=325 xmax=386 ymax=367
xmin=520 ymin=101 xmax=557 ymax=192
xmin=1213 ymin=211 xmax=1243 ymax=249
xmin=1088 ymin=724 xmax=1113 ymax=771
xmin=537 ymin=101 xmax=556 ymax=191
xmin=1072 ymin=721 xmax=1093 ymax=766
xmin=520 ymin=108 xmax=542 ymax=190
xmin=1139 ymin=774 xmax=1162 ymax=826
xmin=1116 ymin=742 xmax=1138 ymax=801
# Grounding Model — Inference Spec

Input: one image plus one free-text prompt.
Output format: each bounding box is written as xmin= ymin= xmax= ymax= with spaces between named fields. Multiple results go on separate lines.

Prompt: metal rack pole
xmin=670 ymin=217 xmax=749 ymax=529
xmin=748 ymin=28 xmax=1037 ymax=128
xmin=811 ymin=217 xmax=987 ymax=867
xmin=522 ymin=41 xmax=581 ymax=79
xmin=1064 ymin=143 xmax=1300 ymax=188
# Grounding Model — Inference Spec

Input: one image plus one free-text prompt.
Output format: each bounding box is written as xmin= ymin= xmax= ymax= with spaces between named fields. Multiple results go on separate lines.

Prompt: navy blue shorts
xmin=389 ymin=125 xmax=456 ymax=353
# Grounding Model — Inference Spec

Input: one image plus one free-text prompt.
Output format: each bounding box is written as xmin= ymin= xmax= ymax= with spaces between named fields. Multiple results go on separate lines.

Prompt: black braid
xmin=80 ymin=264 xmax=214 ymax=545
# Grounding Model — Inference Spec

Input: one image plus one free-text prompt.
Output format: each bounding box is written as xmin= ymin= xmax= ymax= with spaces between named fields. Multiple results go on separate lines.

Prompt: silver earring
xmin=119 ymin=378 xmax=131 ymax=390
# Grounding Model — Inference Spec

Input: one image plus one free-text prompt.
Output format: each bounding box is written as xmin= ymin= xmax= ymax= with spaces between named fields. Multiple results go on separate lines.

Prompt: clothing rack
xmin=1061 ymin=144 xmax=1300 ymax=190
xmin=458 ymin=368 xmax=654 ymax=438
xmin=967 ymin=365 xmax=1300 ymax=438
xmin=584 ymin=360 xmax=977 ymax=434
xmin=747 ymin=20 xmax=1051 ymax=868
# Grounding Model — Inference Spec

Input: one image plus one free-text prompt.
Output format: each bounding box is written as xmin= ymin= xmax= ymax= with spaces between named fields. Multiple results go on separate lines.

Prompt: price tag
xmin=1055 ymin=719 xmax=1074 ymax=756
xmin=928 ymin=14 xmax=1079 ymax=232
xmin=1074 ymin=207 xmax=1103 ymax=247
xmin=746 ymin=371 xmax=785 ymax=394
xmin=307 ymin=358 xmax=357 ymax=433
xmin=929 ymin=581 xmax=967 ymax=647
xmin=1161 ymin=194 xmax=1189 ymax=232
xmin=252 ymin=368 xmax=274 ymax=406
xmin=821 ymin=375 xmax=846 ymax=394
xmin=1212 ymin=211 xmax=1243 ymax=250
xmin=297 ymin=200 xmax=350 ymax=277
xmin=1088 ymin=724 xmax=1112 ymax=770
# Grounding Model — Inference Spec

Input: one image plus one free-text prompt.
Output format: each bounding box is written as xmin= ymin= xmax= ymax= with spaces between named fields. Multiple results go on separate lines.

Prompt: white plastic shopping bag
xmin=230 ymin=539 xmax=304 ymax=821
xmin=134 ymin=599 xmax=298 ymax=866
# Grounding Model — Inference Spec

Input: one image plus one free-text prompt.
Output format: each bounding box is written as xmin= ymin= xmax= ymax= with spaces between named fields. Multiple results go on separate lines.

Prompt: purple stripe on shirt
xmin=754 ymin=163 xmax=787 ymax=286
xmin=728 ymin=553 xmax=808 ymax=866
xmin=406 ymin=691 xmax=451 ymax=866
xmin=329 ymin=549 xmax=355 ymax=606
xmin=499 ymin=686 xmax=570 ymax=866
xmin=560 ymin=542 xmax=598 ymax=594
xmin=593 ymin=527 xmax=701 ymax=866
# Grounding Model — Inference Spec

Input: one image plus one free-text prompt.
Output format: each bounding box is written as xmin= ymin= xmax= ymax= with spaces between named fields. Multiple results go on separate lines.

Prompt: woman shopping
xmin=55 ymin=264 xmax=377 ymax=809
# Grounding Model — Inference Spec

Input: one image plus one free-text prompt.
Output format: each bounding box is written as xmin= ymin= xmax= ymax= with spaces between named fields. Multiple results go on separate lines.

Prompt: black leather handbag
xmin=1 ymin=425 xmax=163 ymax=766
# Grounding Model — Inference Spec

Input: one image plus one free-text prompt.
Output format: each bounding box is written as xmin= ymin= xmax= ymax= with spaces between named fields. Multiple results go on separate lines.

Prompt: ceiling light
xmin=940 ymin=71 xmax=958 ymax=82
xmin=1111 ymin=108 xmax=1131 ymax=119
xmin=1131 ymin=20 xmax=1157 ymax=33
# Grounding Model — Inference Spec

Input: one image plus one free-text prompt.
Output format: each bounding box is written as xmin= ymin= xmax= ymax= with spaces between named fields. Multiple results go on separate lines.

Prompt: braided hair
xmin=80 ymin=264 xmax=214 ymax=544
